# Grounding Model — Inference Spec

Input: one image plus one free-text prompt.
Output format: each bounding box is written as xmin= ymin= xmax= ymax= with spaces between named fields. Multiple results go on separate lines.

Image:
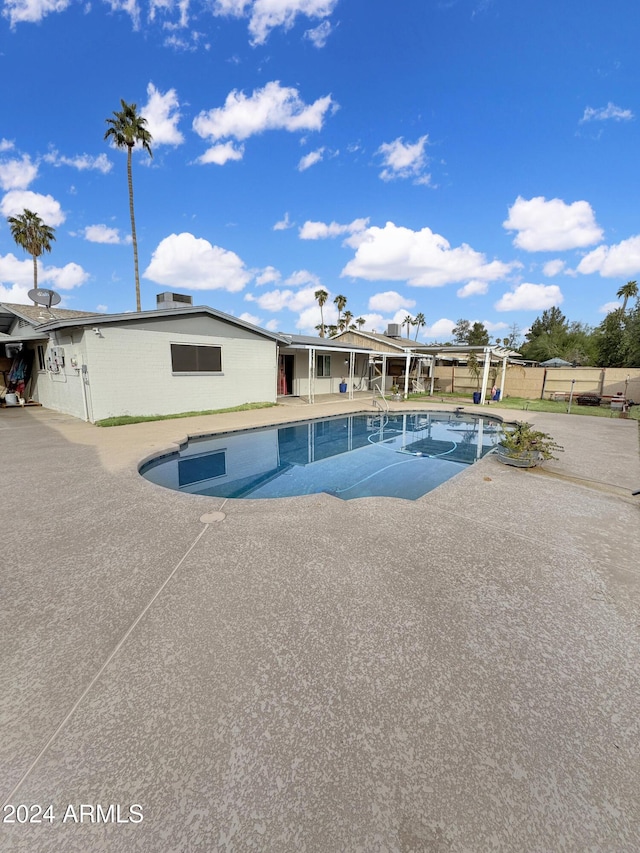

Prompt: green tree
xmin=467 ymin=321 xmax=490 ymax=346
xmin=414 ymin=312 xmax=426 ymax=340
xmin=342 ymin=309 xmax=354 ymax=331
xmin=314 ymin=289 xmax=328 ymax=337
xmin=356 ymin=317 xmax=366 ymax=330
xmin=617 ymin=280 xmax=638 ymax=314
xmin=521 ymin=307 xmax=568 ymax=361
xmin=105 ymin=99 xmax=153 ymax=312
xmin=452 ymin=319 xmax=471 ymax=343
xmin=7 ymin=209 xmax=56 ymax=290
xmin=625 ymin=301 xmax=640 ymax=366
xmin=333 ymin=294 xmax=347 ymax=329
xmin=564 ymin=321 xmax=597 ymax=365
xmin=595 ymin=310 xmax=627 ymax=367
xmin=403 ymin=314 xmax=414 ymax=338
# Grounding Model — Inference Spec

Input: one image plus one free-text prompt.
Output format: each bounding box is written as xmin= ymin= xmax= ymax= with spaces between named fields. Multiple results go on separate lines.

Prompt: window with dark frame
xmin=171 ymin=344 xmax=222 ymax=373
xmin=316 ymin=354 xmax=331 ymax=377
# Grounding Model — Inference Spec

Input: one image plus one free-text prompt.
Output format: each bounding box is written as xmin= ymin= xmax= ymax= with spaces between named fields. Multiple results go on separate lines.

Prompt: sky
xmin=1 ymin=0 xmax=639 ymax=342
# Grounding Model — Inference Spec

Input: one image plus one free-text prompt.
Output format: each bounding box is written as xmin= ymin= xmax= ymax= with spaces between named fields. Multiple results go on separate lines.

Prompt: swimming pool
xmin=140 ymin=411 xmax=503 ymax=501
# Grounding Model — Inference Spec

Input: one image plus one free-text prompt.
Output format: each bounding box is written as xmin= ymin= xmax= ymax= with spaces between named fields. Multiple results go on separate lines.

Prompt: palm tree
xmin=342 ymin=310 xmax=354 ymax=331
xmin=334 ymin=294 xmax=347 ymax=329
xmin=403 ymin=314 xmax=413 ymax=338
xmin=356 ymin=317 xmax=366 ymax=330
xmin=617 ymin=280 xmax=638 ymax=313
xmin=105 ymin=99 xmax=153 ymax=312
xmin=314 ymin=289 xmax=328 ymax=337
xmin=413 ymin=312 xmax=426 ymax=340
xmin=7 ymin=209 xmax=56 ymax=291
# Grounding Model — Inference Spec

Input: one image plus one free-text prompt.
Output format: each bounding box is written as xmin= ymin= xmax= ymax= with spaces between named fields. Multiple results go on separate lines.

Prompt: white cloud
xmin=0 ymin=154 xmax=38 ymax=190
xmin=580 ymin=102 xmax=634 ymax=123
xmin=3 ymin=0 xmax=70 ymax=26
xmin=298 ymin=148 xmax=324 ymax=171
xmin=273 ymin=213 xmax=293 ymax=231
xmin=304 ymin=19 xmax=332 ymax=47
xmin=599 ymin=301 xmax=622 ymax=314
xmin=143 ymin=232 xmax=252 ymax=292
xmin=44 ymin=262 xmax=89 ymax=290
xmin=212 ymin=0 xmax=339 ymax=45
xmin=0 ymin=252 xmax=88 ymax=291
xmin=457 ymin=280 xmax=488 ymax=298
xmin=494 ymin=283 xmax=563 ymax=312
xmin=285 ymin=269 xmax=321 ymax=287
xmin=425 ymin=318 xmax=456 ymax=340
xmin=196 ymin=141 xmax=245 ymax=165
xmin=238 ymin=311 xmax=262 ymax=326
xmin=377 ymin=136 xmax=430 ymax=184
xmin=82 ymin=224 xmax=131 ymax=244
xmin=251 ymin=285 xmax=319 ymax=312
xmin=299 ymin=217 xmax=368 ymax=240
xmin=577 ymin=234 xmax=640 ymax=277
xmin=542 ymin=259 xmax=565 ymax=276
xmin=0 ymin=253 xmax=34 ymax=287
xmin=142 ymin=83 xmax=184 ymax=146
xmin=96 ymin=304 xmax=109 ymax=313
xmin=483 ymin=320 xmax=509 ymax=333
xmin=255 ymin=265 xmax=281 ymax=284
xmin=0 ymin=140 xmax=14 ymax=152
xmin=102 ymin=0 xmax=141 ymax=28
xmin=43 ymin=150 xmax=112 ymax=173
xmin=368 ymin=291 xmax=416 ymax=313
xmin=264 ymin=318 xmax=280 ymax=331
xmin=503 ymin=196 xmax=603 ymax=251
xmin=0 ymin=282 xmax=32 ymax=303
xmin=193 ymin=82 xmax=334 ymax=165
xmin=149 ymin=0 xmax=189 ymax=26
xmin=342 ymin=221 xmax=515 ymax=287
xmin=0 ymin=190 xmax=65 ymax=226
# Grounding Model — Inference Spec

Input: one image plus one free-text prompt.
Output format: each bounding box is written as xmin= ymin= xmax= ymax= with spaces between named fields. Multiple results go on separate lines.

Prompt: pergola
xmin=416 ymin=344 xmax=522 ymax=404
xmin=278 ymin=335 xmax=374 ymax=403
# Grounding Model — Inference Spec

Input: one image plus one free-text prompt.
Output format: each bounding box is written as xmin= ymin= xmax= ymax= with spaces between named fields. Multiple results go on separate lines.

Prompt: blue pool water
xmin=140 ymin=411 xmax=503 ymax=501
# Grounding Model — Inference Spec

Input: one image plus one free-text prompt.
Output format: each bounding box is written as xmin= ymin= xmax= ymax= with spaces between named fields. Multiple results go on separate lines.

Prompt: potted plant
xmin=390 ymin=383 xmax=402 ymax=401
xmin=496 ymin=421 xmax=563 ymax=468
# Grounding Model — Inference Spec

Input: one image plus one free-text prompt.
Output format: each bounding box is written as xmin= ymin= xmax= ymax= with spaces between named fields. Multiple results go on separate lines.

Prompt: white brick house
xmin=1 ymin=302 xmax=286 ymax=422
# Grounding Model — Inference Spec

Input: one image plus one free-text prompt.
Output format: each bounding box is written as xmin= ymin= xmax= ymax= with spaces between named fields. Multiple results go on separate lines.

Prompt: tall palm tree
xmin=7 ymin=209 xmax=56 ymax=291
xmin=356 ymin=317 xmax=366 ymax=330
xmin=413 ymin=312 xmax=426 ymax=340
xmin=342 ymin=310 xmax=354 ymax=331
xmin=403 ymin=314 xmax=413 ymax=338
xmin=314 ymin=289 xmax=328 ymax=337
xmin=105 ymin=99 xmax=153 ymax=312
xmin=617 ymin=280 xmax=638 ymax=313
xmin=334 ymin=294 xmax=347 ymax=329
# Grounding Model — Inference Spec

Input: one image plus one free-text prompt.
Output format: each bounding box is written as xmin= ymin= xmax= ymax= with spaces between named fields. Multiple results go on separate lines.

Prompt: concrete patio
xmin=1 ymin=399 xmax=639 ymax=852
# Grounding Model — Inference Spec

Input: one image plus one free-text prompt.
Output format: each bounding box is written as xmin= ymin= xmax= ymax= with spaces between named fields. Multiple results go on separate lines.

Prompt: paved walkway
xmin=1 ymin=401 xmax=639 ymax=852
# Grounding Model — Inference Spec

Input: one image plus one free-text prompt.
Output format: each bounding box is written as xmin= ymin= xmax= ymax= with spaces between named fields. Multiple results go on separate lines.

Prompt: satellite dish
xmin=28 ymin=288 xmax=61 ymax=308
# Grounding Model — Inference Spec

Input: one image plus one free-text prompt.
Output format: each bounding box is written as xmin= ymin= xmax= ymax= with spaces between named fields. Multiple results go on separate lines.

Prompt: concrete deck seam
xmin=2 ymin=523 xmax=212 ymax=808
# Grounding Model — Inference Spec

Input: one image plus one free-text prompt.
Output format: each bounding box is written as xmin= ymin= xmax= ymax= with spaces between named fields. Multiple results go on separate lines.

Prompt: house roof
xmin=279 ymin=334 xmax=374 ymax=352
xmin=24 ymin=304 xmax=289 ymax=344
xmin=0 ymin=302 xmax=99 ymax=338
xmin=332 ymin=330 xmax=414 ymax=352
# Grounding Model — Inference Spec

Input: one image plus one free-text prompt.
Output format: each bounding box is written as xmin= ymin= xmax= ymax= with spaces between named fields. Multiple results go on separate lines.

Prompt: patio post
xmin=403 ymin=351 xmax=411 ymax=399
xmin=480 ymin=347 xmax=491 ymax=404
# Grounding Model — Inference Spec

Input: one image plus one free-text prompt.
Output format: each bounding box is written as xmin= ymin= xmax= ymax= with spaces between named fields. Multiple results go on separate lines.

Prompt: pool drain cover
xmin=200 ymin=511 xmax=226 ymax=524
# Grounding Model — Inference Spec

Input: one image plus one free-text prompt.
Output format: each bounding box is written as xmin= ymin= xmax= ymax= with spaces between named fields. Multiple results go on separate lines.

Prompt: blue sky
xmin=1 ymin=0 xmax=639 ymax=341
